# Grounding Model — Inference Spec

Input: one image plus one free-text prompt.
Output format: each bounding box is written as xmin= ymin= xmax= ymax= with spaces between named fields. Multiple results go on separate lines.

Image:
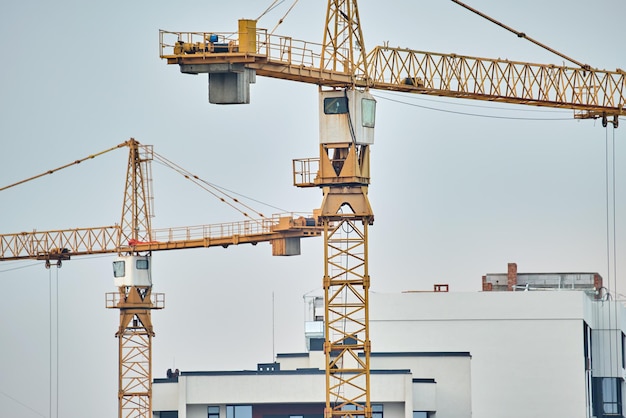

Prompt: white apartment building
xmin=153 ymin=349 xmax=472 ymax=418
xmin=153 ymin=264 xmax=626 ymax=418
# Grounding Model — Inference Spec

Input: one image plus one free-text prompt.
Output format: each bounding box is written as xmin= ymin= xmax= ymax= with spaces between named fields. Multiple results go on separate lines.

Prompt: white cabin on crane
xmin=319 ymin=89 xmax=376 ymax=145
xmin=113 ymin=255 xmax=152 ymax=287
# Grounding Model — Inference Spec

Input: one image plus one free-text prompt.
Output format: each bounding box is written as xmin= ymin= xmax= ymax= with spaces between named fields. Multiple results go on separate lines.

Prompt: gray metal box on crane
xmin=207 ymin=64 xmax=256 ymax=104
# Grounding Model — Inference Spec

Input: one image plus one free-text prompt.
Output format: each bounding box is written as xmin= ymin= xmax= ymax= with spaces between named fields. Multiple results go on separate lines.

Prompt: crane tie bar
xmin=451 ymin=0 xmax=591 ymax=70
xmin=0 ymin=140 xmax=131 ymax=192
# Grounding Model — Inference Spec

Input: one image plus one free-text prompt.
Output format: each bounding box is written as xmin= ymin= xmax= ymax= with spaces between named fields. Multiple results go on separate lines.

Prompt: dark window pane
xmin=324 ymin=97 xmax=348 ymax=114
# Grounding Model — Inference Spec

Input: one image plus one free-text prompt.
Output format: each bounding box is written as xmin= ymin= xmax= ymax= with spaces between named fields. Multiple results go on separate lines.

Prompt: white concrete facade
xmin=153 ymin=289 xmax=626 ymax=418
xmin=153 ymin=351 xmax=472 ymax=418
xmin=370 ymin=291 xmax=626 ymax=418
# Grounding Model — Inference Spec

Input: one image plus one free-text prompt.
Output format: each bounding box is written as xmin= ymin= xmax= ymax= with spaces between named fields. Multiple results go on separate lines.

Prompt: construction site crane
xmin=159 ymin=2 xmax=625 ymax=418
xmin=0 ymin=138 xmax=322 ymax=418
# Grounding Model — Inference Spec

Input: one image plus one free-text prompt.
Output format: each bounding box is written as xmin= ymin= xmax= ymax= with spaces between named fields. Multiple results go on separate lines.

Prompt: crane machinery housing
xmin=0 ymin=138 xmax=323 ymax=418
xmin=159 ymin=1 xmax=625 ymax=418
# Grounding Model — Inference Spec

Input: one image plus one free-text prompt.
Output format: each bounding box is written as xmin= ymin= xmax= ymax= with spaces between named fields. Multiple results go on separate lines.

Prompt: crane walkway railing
xmin=160 ymin=28 xmax=625 ymax=118
xmin=159 ymin=29 xmax=321 ymax=69
xmin=0 ymin=214 xmax=320 ymax=261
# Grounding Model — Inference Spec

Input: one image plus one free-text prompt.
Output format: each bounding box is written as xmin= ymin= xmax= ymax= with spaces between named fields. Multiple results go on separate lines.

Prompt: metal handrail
xmin=159 ymin=29 xmax=322 ymax=69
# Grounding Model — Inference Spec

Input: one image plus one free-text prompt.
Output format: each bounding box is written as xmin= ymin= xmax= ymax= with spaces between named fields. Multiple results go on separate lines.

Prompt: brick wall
xmin=507 ymin=262 xmax=517 ymax=291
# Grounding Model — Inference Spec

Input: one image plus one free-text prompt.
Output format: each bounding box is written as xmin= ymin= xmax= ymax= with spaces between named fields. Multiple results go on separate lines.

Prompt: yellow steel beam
xmin=0 ymin=226 xmax=121 ymax=261
xmin=309 ymin=142 xmax=372 ymax=418
xmin=0 ymin=217 xmax=321 ymax=261
xmin=108 ymin=286 xmax=164 ymax=418
xmin=323 ymin=214 xmax=371 ymax=418
xmin=366 ymin=46 xmax=626 ymax=118
xmin=160 ymin=30 xmax=625 ymax=117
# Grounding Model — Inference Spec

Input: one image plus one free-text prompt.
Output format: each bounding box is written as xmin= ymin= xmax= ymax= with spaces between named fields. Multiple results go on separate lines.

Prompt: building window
xmin=593 ymin=377 xmax=622 ymax=417
xmin=622 ymin=333 xmax=626 ymax=369
xmin=341 ymin=403 xmax=382 ymax=418
xmin=208 ymin=406 xmax=220 ymax=418
xmin=371 ymin=404 xmax=383 ymax=418
xmin=159 ymin=412 xmax=178 ymax=418
xmin=227 ymin=405 xmax=252 ymax=418
xmin=412 ymin=412 xmax=429 ymax=418
xmin=342 ymin=403 xmax=362 ymax=418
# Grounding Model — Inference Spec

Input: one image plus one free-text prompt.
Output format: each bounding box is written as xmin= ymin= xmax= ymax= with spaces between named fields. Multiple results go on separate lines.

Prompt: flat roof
xmin=154 ymin=367 xmax=411 ymax=384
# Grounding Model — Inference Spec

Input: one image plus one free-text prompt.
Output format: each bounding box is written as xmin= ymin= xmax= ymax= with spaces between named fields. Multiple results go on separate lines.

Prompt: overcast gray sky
xmin=1 ymin=0 xmax=624 ymax=417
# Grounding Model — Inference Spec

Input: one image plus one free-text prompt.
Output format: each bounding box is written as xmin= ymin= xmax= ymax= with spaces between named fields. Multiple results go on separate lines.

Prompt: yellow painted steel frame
xmin=107 ymin=286 xmax=164 ymax=418
xmin=315 ymin=141 xmax=373 ymax=418
xmin=323 ymin=216 xmax=371 ymax=418
xmin=322 ymin=0 xmax=368 ymax=83
xmin=120 ymin=139 xmax=153 ymax=247
xmin=115 ymin=139 xmax=158 ymax=418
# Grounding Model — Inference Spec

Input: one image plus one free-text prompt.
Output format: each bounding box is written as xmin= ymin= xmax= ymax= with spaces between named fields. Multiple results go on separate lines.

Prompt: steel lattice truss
xmin=322 ymin=0 xmax=368 ymax=82
xmin=119 ymin=331 xmax=152 ymax=418
xmin=324 ymin=218 xmax=371 ymax=418
xmin=367 ymin=46 xmax=626 ymax=117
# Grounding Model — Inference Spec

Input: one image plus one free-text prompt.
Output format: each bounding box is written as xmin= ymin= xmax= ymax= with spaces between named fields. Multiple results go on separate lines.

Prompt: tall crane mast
xmin=159 ymin=1 xmax=625 ymax=418
xmin=0 ymin=138 xmax=322 ymax=418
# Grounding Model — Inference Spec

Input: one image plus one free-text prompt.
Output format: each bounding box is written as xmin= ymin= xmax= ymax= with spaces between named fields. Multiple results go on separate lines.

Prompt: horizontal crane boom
xmin=159 ymin=28 xmax=625 ymax=118
xmin=367 ymin=46 xmax=625 ymax=120
xmin=0 ymin=215 xmax=321 ymax=262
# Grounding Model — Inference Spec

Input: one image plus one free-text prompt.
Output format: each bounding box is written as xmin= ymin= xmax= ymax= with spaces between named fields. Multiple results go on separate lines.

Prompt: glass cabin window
xmin=113 ymin=261 xmax=125 ymax=278
xmin=324 ymin=97 xmax=348 ymax=114
xmin=361 ymin=98 xmax=376 ymax=128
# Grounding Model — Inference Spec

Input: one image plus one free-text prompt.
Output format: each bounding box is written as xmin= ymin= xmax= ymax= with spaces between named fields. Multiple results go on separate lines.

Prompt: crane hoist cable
xmin=0 ymin=138 xmax=291 ymax=227
xmin=151 ymin=151 xmax=290 ymax=223
xmin=372 ymin=93 xmax=573 ymax=121
xmin=375 ymin=91 xmax=573 ymax=114
xmin=451 ymin=0 xmax=591 ymax=70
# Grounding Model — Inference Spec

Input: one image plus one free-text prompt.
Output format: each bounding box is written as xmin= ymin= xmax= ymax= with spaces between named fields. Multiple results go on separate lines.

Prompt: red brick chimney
xmin=507 ymin=262 xmax=518 ymax=291
xmin=482 ymin=275 xmax=493 ymax=291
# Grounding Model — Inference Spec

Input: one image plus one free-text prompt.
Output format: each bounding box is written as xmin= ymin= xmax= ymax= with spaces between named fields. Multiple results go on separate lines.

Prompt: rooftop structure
xmin=482 ymin=262 xmax=603 ymax=296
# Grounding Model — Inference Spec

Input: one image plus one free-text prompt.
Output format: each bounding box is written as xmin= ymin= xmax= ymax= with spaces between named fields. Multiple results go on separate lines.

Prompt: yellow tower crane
xmin=0 ymin=138 xmax=322 ymax=418
xmin=159 ymin=1 xmax=625 ymax=418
